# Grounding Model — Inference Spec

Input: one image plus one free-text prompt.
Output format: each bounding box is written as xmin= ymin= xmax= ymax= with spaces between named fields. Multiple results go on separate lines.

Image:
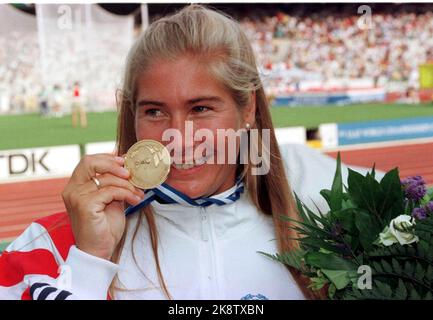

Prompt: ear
xmin=243 ymin=91 xmax=256 ymax=128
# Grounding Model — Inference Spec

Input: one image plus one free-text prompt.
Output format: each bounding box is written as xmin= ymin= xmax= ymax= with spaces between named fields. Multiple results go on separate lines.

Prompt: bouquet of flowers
xmin=264 ymin=155 xmax=433 ymax=300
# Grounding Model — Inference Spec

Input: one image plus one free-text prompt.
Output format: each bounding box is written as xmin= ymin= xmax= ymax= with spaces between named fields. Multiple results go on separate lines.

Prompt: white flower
xmin=378 ymin=215 xmax=419 ymax=246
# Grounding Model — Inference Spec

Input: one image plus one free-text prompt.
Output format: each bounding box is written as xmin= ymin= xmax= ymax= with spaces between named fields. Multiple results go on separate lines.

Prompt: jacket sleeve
xmin=0 ymin=214 xmax=119 ymax=300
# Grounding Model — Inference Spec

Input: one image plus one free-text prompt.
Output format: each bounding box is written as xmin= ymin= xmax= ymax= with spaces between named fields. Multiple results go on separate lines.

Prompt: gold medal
xmin=124 ymin=140 xmax=171 ymax=189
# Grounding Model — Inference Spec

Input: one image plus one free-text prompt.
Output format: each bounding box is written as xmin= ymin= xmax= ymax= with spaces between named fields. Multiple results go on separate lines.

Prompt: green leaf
xmin=414 ymin=263 xmax=426 ymax=282
xmin=299 ymin=237 xmax=348 ymax=255
xmin=329 ymin=153 xmax=343 ymax=211
xmin=378 ymin=168 xmax=405 ymax=222
xmin=328 ymin=283 xmax=337 ymax=299
xmin=303 ymin=204 xmax=328 ymax=228
xmin=427 ymin=187 xmax=433 ymax=199
xmin=344 ymin=288 xmax=361 ymax=300
xmin=417 ymin=240 xmax=430 ymax=259
xmin=428 ymin=249 xmax=433 ymax=263
xmin=406 ymin=246 xmax=416 ymax=256
xmin=330 ymin=209 xmax=357 ymax=234
xmin=347 ymin=169 xmax=385 ymax=227
xmin=403 ymin=261 xmax=414 ymax=277
xmin=394 ymin=279 xmax=407 ymax=300
xmin=354 ymin=210 xmax=382 ymax=251
xmin=309 ymin=276 xmax=329 ymax=291
xmin=416 ymin=231 xmax=431 ymax=243
xmin=409 ymin=288 xmax=422 ymax=300
xmin=426 ymin=265 xmax=433 ymax=281
xmin=305 ymin=252 xmax=357 ymax=270
xmin=424 ymin=291 xmax=433 ymax=300
xmin=391 ymin=258 xmax=402 ymax=274
xmin=309 ymin=199 xmax=326 ymax=219
xmin=293 ymin=193 xmax=310 ymax=224
xmin=375 ymin=281 xmax=393 ymax=298
xmin=343 ymin=234 xmax=359 ymax=252
xmin=372 ymin=261 xmax=383 ymax=273
xmin=371 ymin=163 xmax=376 ymax=179
xmin=321 ymin=269 xmax=351 ymax=290
xmin=356 ymin=253 xmax=364 ymax=265
xmin=292 ymin=194 xmax=331 ymax=230
xmin=278 ymin=215 xmax=331 ymax=239
xmin=381 ymin=260 xmax=393 ymax=273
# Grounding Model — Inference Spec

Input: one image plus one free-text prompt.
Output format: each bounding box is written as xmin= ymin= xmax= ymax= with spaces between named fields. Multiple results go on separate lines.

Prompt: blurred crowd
xmin=240 ymin=8 xmax=433 ymax=92
xmin=0 ymin=28 xmax=128 ymax=115
xmin=0 ymin=31 xmax=41 ymax=113
xmin=2 ymin=5 xmax=433 ymax=114
xmin=0 ymin=4 xmax=132 ymax=115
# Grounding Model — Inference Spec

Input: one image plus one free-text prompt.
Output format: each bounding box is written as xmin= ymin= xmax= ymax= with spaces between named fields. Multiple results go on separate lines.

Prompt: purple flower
xmin=401 ymin=176 xmax=427 ymax=202
xmin=412 ymin=207 xmax=428 ymax=220
xmin=330 ymin=222 xmax=343 ymax=238
xmin=401 ymin=175 xmax=424 ymax=186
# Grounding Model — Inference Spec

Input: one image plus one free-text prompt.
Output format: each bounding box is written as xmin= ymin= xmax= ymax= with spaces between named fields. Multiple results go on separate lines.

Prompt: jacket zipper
xmin=200 ymin=207 xmax=209 ymax=241
xmin=200 ymin=206 xmax=220 ymax=298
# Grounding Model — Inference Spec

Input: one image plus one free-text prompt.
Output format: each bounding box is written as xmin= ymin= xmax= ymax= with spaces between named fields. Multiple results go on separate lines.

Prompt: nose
xmin=164 ymin=114 xmax=195 ymax=162
xmin=170 ymin=114 xmax=189 ymax=136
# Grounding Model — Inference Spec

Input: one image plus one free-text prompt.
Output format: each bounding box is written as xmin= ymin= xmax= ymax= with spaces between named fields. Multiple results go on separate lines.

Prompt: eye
xmin=144 ymin=108 xmax=163 ymax=118
xmin=192 ymin=106 xmax=210 ymax=113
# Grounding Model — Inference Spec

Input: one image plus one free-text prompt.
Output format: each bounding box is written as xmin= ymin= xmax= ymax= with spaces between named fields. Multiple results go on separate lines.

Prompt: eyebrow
xmin=136 ymin=96 xmax=224 ymax=107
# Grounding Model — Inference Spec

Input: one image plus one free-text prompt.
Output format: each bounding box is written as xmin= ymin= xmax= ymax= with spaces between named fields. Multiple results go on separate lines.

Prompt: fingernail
xmin=120 ymin=167 xmax=130 ymax=177
xmin=135 ymin=195 xmax=142 ymax=201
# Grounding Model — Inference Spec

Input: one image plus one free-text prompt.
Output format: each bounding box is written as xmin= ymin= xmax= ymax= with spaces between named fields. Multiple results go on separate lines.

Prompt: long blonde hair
xmin=112 ymin=4 xmax=316 ymax=299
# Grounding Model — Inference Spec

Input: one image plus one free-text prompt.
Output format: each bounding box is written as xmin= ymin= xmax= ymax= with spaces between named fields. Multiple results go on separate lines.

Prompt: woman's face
xmin=134 ymin=55 xmax=254 ymax=198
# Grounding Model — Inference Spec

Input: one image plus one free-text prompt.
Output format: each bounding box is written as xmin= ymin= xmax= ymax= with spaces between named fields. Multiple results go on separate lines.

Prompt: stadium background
xmin=1 ymin=3 xmax=433 ymax=251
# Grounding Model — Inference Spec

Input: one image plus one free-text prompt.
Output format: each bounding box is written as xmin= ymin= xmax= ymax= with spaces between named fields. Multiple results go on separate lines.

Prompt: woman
xmin=0 ymin=5 xmax=314 ymax=300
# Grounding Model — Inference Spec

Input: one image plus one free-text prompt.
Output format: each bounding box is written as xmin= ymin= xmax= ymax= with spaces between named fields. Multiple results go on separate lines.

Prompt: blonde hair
xmin=113 ymin=4 xmax=317 ymax=299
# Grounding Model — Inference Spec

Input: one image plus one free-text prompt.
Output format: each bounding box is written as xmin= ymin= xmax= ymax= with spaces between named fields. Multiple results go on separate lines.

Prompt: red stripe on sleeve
xmin=0 ymin=249 xmax=59 ymax=287
xmin=21 ymin=287 xmax=31 ymax=300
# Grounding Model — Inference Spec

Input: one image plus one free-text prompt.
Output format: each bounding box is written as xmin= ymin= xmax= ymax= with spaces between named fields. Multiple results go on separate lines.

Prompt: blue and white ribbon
xmin=124 ymin=178 xmax=245 ymax=216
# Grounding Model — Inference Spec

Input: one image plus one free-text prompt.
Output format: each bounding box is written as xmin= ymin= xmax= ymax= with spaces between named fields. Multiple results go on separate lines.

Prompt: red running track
xmin=325 ymin=141 xmax=433 ymax=185
xmin=0 ymin=141 xmax=432 ymax=242
xmin=0 ymin=178 xmax=68 ymax=242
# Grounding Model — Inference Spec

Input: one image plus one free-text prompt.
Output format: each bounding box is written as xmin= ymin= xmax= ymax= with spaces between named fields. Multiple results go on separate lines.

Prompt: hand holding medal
xmin=61 ymin=140 xmax=171 ymax=261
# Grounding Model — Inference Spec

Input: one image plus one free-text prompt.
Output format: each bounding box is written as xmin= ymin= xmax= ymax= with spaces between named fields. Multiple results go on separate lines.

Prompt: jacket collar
xmin=149 ymin=185 xmax=268 ymax=240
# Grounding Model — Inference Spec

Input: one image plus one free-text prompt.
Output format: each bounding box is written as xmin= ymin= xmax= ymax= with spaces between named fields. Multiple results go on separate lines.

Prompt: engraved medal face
xmin=124 ymin=140 xmax=171 ymax=189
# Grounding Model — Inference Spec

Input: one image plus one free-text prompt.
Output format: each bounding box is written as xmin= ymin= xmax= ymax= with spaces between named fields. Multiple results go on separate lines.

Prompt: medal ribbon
xmin=124 ymin=177 xmax=245 ymax=216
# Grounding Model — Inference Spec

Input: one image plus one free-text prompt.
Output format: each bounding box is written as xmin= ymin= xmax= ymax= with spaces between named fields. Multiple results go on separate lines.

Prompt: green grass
xmin=0 ymin=241 xmax=9 ymax=254
xmin=270 ymin=102 xmax=433 ymax=129
xmin=0 ymin=112 xmax=118 ymax=150
xmin=1 ymin=103 xmax=433 ymax=150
